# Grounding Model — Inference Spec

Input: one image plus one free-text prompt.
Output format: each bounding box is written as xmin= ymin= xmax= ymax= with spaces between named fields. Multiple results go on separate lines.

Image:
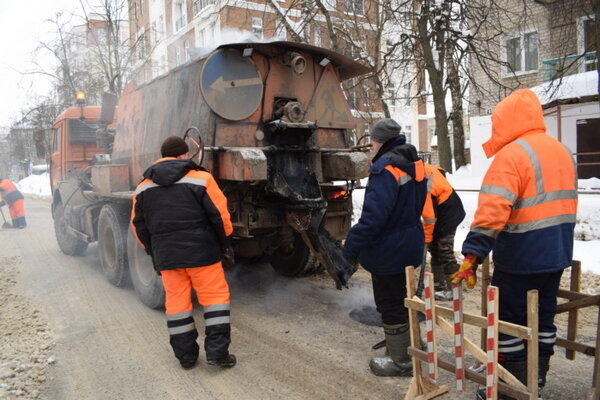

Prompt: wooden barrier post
xmin=404 ymin=267 xmax=449 ymax=400
xmin=404 ymin=268 xmax=537 ymax=400
xmin=485 ymin=286 xmax=499 ymax=400
xmin=566 ymin=261 xmax=581 ymax=360
xmin=424 ymin=272 xmax=439 ymax=381
xmin=452 ymin=283 xmax=464 ymax=392
xmin=527 ymin=290 xmax=539 ymax=400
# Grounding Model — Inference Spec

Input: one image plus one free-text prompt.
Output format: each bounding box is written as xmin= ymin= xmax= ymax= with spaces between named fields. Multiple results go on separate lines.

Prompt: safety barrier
xmin=403 ymin=266 xmax=539 ymax=400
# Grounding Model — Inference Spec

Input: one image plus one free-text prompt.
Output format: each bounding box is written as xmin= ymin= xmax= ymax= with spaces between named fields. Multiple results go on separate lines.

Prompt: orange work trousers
xmin=8 ymin=198 xmax=26 ymax=227
xmin=161 ymin=262 xmax=230 ymax=314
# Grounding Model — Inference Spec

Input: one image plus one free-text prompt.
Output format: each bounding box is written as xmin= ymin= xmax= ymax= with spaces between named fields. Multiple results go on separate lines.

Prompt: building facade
xmin=469 ymin=0 xmax=596 ymax=117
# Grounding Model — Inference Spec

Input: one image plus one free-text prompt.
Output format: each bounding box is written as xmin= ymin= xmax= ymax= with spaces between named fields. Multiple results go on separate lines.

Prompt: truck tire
xmin=53 ymin=202 xmax=88 ymax=256
xmin=127 ymin=230 xmax=165 ymax=309
xmin=97 ymin=205 xmax=130 ymax=287
xmin=269 ymin=232 xmax=313 ymax=277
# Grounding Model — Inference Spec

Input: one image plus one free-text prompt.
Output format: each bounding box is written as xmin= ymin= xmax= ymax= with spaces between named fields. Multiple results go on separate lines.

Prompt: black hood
xmin=143 ymin=158 xmax=198 ymax=186
xmin=372 ymin=135 xmax=419 ymax=165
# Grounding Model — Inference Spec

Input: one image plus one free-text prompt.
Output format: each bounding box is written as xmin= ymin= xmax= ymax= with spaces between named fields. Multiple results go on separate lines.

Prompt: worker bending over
xmin=422 ymin=163 xmax=465 ymax=300
xmin=0 ymin=178 xmax=27 ymax=229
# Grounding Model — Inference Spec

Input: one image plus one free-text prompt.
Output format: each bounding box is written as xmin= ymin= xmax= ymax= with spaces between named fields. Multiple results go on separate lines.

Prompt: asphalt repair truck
xmin=50 ymin=41 xmax=371 ymax=308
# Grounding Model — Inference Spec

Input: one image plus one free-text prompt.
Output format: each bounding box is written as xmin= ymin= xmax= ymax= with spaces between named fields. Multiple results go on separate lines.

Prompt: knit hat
xmin=160 ymin=136 xmax=189 ymax=157
xmin=370 ymin=118 xmax=402 ymax=144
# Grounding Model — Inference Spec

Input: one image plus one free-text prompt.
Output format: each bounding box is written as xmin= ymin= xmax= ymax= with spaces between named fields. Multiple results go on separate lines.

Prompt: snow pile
xmin=16 ymin=172 xmax=51 ymax=196
xmin=579 ymin=177 xmax=600 ymax=192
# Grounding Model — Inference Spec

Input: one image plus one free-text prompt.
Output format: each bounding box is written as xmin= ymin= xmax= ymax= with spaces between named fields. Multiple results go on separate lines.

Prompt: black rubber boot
xmin=475 ymin=360 xmax=527 ymax=400
xmin=207 ymin=354 xmax=237 ymax=368
xmin=205 ymin=323 xmax=235 ymax=368
xmin=538 ymin=356 xmax=550 ymax=399
xmin=369 ymin=323 xmax=412 ymax=377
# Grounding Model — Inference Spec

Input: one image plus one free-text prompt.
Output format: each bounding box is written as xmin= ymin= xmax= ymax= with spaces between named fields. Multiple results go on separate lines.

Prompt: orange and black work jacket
xmin=462 ymin=89 xmax=577 ymax=274
xmin=131 ymin=158 xmax=233 ymax=271
xmin=0 ymin=179 xmax=24 ymax=207
xmin=422 ymin=164 xmax=465 ymax=243
xmin=343 ymin=136 xmax=427 ymax=275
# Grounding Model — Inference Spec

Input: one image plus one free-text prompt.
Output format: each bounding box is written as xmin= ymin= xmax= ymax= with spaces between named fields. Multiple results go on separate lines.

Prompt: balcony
xmin=193 ymin=0 xmax=215 ymax=16
xmin=541 ymin=51 xmax=597 ymax=81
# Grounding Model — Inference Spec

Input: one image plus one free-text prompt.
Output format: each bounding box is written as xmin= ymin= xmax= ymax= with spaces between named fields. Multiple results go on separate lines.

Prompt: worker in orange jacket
xmin=453 ymin=89 xmax=577 ymax=399
xmin=0 ymin=178 xmax=27 ymax=229
xmin=422 ymin=164 xmax=465 ymax=300
xmin=131 ymin=136 xmax=236 ymax=370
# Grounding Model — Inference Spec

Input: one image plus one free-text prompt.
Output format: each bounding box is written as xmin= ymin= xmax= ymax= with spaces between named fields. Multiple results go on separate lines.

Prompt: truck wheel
xmin=127 ymin=229 xmax=165 ymax=309
xmin=97 ymin=205 xmax=130 ymax=287
xmin=269 ymin=232 xmax=312 ymax=277
xmin=53 ymin=203 xmax=88 ymax=256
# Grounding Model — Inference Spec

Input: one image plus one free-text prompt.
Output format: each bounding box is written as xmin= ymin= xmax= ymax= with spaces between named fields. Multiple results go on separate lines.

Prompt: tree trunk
xmin=446 ymin=48 xmax=466 ymax=169
xmin=416 ymin=5 xmax=452 ymax=171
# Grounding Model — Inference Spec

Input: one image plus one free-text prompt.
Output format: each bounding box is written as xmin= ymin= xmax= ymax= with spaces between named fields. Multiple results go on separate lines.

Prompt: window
xmin=136 ymin=31 xmax=146 ymax=60
xmin=387 ymin=83 xmax=396 ymax=106
xmin=505 ymin=32 xmax=538 ymax=73
xmin=581 ymin=16 xmax=597 ymax=72
xmin=314 ymin=27 xmax=321 ymax=47
xmin=173 ymin=0 xmax=186 ymax=32
xmin=276 ymin=23 xmax=287 ymax=40
xmin=193 ymin=0 xmax=215 ymax=16
xmin=404 ymin=125 xmax=412 ymax=144
xmin=344 ymin=0 xmax=364 ymax=15
xmin=175 ymin=46 xmax=181 ymax=65
xmin=324 ymin=0 xmax=336 ymax=11
xmin=184 ymin=40 xmax=190 ymax=62
xmin=252 ymin=17 xmax=263 ymax=39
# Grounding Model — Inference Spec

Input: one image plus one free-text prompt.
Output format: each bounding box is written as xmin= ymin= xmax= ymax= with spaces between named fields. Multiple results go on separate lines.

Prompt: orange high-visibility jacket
xmin=422 ymin=163 xmax=465 ymax=243
xmin=0 ymin=179 xmax=24 ymax=206
xmin=462 ymin=89 xmax=577 ymax=274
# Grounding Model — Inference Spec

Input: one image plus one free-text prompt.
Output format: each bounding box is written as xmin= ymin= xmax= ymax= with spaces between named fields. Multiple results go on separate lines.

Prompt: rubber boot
xmin=538 ymin=356 xmax=550 ymax=399
xmin=434 ymin=279 xmax=453 ymax=301
xmin=475 ymin=360 xmax=527 ymax=400
xmin=369 ymin=323 xmax=412 ymax=377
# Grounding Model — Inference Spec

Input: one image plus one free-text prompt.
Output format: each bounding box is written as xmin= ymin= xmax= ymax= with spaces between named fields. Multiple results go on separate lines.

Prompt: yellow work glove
xmin=451 ymin=254 xmax=478 ymax=289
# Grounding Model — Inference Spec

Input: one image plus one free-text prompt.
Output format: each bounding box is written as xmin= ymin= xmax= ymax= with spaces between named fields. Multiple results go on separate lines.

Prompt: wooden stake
xmin=424 ymin=272 xmax=438 ymax=381
xmin=566 ymin=261 xmax=581 ymax=360
xmin=527 ymin=290 xmax=539 ymax=400
xmin=486 ymin=286 xmax=499 ymax=400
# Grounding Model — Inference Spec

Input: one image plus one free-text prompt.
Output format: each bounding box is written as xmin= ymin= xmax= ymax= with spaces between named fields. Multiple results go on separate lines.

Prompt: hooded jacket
xmin=131 ymin=158 xmax=233 ymax=271
xmin=422 ymin=164 xmax=465 ymax=243
xmin=343 ymin=136 xmax=427 ymax=275
xmin=462 ymin=89 xmax=577 ymax=274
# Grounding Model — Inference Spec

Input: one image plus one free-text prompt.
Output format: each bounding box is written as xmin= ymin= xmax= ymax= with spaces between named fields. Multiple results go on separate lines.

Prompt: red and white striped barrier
xmin=452 ymin=283 xmax=464 ymax=392
xmin=423 ymin=272 xmax=437 ymax=380
xmin=486 ymin=286 xmax=499 ymax=400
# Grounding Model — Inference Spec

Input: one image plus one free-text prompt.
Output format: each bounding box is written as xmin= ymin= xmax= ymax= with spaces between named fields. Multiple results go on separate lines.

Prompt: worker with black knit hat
xmin=131 ymin=135 xmax=236 ymax=370
xmin=343 ymin=118 xmax=427 ymax=377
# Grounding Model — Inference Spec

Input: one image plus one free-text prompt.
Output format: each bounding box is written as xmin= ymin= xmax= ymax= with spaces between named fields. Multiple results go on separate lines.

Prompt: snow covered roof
xmin=531 ymin=70 xmax=599 ymax=106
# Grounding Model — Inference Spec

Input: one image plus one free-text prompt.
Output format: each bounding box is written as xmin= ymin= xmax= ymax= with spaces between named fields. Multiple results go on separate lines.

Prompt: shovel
xmin=0 ymin=206 xmax=12 ymax=229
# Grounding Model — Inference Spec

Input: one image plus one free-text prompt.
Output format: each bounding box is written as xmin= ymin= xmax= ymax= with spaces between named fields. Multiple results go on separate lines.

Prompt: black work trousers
xmin=372 ymin=272 xmax=408 ymax=326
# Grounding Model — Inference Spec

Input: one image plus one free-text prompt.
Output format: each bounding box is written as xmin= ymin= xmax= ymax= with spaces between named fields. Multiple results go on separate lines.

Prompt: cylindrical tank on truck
xmin=50 ymin=41 xmax=371 ymax=309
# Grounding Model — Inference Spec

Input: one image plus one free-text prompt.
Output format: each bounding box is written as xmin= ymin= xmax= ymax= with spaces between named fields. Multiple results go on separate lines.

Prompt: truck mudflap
xmin=286 ymin=208 xmax=357 ymax=289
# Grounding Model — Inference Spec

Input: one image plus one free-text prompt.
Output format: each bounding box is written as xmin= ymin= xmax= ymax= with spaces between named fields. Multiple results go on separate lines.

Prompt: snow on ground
xmin=352 ymin=165 xmax=600 ymax=274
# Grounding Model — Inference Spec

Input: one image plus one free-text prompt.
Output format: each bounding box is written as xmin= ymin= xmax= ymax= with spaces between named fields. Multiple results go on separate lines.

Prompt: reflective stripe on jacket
xmin=131 ymin=158 xmax=233 ymax=271
xmin=462 ymin=89 xmax=577 ymax=274
xmin=422 ymin=164 xmax=465 ymax=243
xmin=343 ymin=136 xmax=427 ymax=275
xmin=0 ymin=179 xmax=24 ymax=205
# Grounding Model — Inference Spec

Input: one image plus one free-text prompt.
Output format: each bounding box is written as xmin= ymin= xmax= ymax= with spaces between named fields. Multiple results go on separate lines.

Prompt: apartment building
xmin=127 ymin=0 xmax=398 ymax=137
xmin=469 ymin=0 xmax=596 ymax=116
